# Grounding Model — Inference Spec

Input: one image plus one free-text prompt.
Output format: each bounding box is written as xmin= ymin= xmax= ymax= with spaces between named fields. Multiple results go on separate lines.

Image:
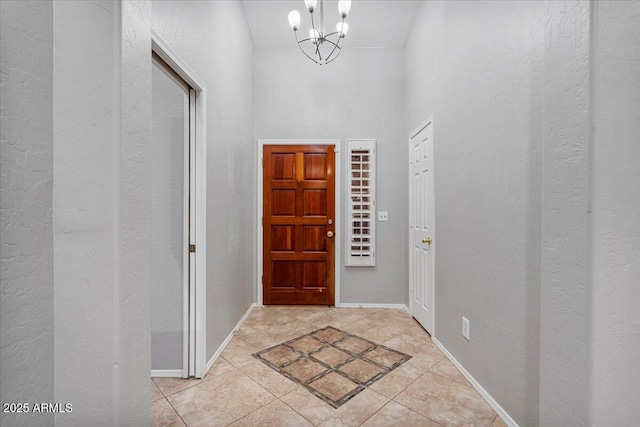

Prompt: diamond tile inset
xmin=362 ymin=346 xmax=408 ymax=369
xmin=312 ymin=346 xmax=353 ymax=368
xmin=253 ymin=326 xmax=411 ymax=408
xmin=290 ymin=335 xmax=326 ymax=353
xmin=313 ymin=328 xmax=348 ymax=344
xmin=283 ymin=358 xmax=328 ymax=383
xmin=340 ymin=359 xmax=385 ymax=384
xmin=260 ymin=346 xmax=301 ymax=367
xmin=309 ymin=372 xmax=361 ymax=402
xmin=335 ymin=336 xmax=375 ymax=355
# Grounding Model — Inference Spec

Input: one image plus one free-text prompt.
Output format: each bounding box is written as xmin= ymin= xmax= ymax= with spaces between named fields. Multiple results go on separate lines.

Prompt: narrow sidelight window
xmin=346 ymin=139 xmax=376 ymax=266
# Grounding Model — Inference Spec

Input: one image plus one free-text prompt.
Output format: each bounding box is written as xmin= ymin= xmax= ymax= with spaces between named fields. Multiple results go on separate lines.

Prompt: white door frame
xmin=408 ymin=115 xmax=435 ymax=334
xmin=152 ymin=30 xmax=207 ymax=378
xmin=256 ymin=139 xmax=341 ymax=306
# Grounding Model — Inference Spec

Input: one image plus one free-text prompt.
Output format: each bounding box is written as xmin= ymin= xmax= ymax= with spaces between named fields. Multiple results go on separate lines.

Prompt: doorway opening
xmin=257 ymin=140 xmax=342 ymax=306
xmin=150 ymin=31 xmax=207 ymax=378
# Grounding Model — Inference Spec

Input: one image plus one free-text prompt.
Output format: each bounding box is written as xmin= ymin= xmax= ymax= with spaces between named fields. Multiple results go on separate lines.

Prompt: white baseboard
xmin=432 ymin=337 xmax=519 ymax=427
xmin=204 ymin=303 xmax=257 ymax=375
xmin=336 ymin=303 xmax=410 ymax=311
xmin=150 ymin=369 xmax=184 ymax=378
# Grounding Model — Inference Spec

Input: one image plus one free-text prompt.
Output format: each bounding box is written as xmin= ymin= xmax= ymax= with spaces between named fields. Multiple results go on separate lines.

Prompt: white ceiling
xmin=241 ymin=0 xmax=423 ymax=49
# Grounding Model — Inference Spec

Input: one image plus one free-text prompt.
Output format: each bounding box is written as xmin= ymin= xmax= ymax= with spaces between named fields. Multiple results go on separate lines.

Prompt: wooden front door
xmin=263 ymin=145 xmax=335 ymax=305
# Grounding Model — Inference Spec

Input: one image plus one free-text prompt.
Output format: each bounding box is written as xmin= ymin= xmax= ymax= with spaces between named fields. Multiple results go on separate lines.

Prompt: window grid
xmin=346 ymin=140 xmax=376 ymax=266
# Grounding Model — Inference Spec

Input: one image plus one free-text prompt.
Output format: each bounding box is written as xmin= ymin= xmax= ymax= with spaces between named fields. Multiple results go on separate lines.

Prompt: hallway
xmin=2 ymin=1 xmax=639 ymax=425
xmin=151 ymin=307 xmax=506 ymax=426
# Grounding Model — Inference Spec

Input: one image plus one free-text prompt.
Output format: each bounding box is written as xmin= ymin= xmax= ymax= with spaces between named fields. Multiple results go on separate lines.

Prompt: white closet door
xmin=409 ymin=117 xmax=435 ymax=334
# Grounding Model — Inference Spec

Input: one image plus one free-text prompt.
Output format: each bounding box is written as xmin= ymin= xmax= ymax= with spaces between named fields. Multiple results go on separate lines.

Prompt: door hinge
xmin=189 ymin=244 xmax=196 ymax=253
xmin=261 ymin=158 xmax=264 ymax=167
xmin=261 ymin=275 xmax=264 ymax=284
xmin=334 ymin=147 xmax=339 ymax=153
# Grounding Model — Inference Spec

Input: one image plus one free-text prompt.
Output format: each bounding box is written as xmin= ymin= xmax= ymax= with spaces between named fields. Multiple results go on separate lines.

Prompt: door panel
xmin=264 ymin=145 xmax=335 ymax=305
xmin=409 ymin=119 xmax=435 ymax=334
xmin=150 ymin=55 xmax=189 ymax=372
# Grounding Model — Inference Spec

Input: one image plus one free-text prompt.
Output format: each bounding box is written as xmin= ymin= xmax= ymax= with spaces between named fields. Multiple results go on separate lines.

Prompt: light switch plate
xmin=462 ymin=317 xmax=470 ymax=340
xmin=378 ymin=211 xmax=389 ymax=222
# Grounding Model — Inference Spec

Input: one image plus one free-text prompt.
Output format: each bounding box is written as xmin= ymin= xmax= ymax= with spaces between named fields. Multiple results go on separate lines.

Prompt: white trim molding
xmin=337 ymin=303 xmax=409 ymax=312
xmin=432 ymin=337 xmax=519 ymax=427
xmin=151 ymin=29 xmax=208 ymax=379
xmin=256 ymin=139 xmax=342 ymax=307
xmin=150 ymin=369 xmax=185 ymax=378
xmin=204 ymin=303 xmax=257 ymax=375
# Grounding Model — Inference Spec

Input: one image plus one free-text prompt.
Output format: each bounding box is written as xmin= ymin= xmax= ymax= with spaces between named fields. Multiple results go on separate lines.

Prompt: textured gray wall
xmin=0 ymin=1 xmax=54 ymax=426
xmin=254 ymin=48 xmax=407 ymax=305
xmin=405 ymin=1 xmax=544 ymax=425
xmin=590 ymin=1 xmax=640 ymax=424
xmin=2 ymin=1 xmax=152 ymax=424
xmin=53 ymin=1 xmax=151 ymax=425
xmin=151 ymin=0 xmax=256 ymax=363
xmin=117 ymin=2 xmax=152 ymax=423
xmin=539 ymin=1 xmax=591 ymax=425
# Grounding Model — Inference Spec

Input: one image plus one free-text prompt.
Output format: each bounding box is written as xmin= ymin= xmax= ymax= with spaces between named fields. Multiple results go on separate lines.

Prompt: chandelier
xmin=287 ymin=0 xmax=351 ymax=65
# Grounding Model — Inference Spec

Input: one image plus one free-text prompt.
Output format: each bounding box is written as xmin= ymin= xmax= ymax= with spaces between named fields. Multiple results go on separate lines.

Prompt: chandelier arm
xmin=325 ymin=40 xmax=341 ymax=62
xmin=325 ymin=14 xmax=344 ymax=64
xmin=319 ymin=0 xmax=324 ymax=35
xmin=325 ymin=16 xmax=345 ymax=40
xmin=295 ymin=32 xmax=320 ymax=64
xmin=324 ymin=22 xmax=344 ymax=62
xmin=326 ymin=49 xmax=343 ymax=64
xmin=309 ymin=11 xmax=323 ymax=60
xmin=325 ymin=38 xmax=344 ymax=64
xmin=324 ymin=38 xmax=342 ymax=49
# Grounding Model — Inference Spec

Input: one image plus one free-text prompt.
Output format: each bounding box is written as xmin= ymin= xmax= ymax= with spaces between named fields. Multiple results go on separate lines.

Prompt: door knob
xmin=422 ymin=237 xmax=432 ymax=244
xmin=327 ymin=231 xmax=334 ymax=238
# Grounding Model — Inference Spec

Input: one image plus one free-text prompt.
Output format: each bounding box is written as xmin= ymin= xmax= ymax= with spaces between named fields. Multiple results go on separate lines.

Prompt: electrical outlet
xmin=462 ymin=317 xmax=470 ymax=340
xmin=378 ymin=211 xmax=389 ymax=222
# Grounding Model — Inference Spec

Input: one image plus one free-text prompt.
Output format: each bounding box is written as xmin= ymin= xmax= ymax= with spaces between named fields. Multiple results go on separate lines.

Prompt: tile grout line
xmin=390 ymin=398 xmax=446 ymax=427
xmin=356 ymin=400 xmax=385 ymax=426
xmin=164 ymin=396 xmax=190 ymax=427
xmin=277 ymin=390 xmax=320 ymax=427
xmin=153 ymin=378 xmax=203 ymax=399
xmin=225 ymin=363 xmax=282 ymax=424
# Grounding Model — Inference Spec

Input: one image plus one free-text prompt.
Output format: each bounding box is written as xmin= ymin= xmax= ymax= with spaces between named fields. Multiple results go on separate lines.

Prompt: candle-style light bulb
xmin=338 ymin=0 xmax=351 ymax=18
xmin=288 ymin=10 xmax=300 ymax=31
xmin=304 ymin=0 xmax=317 ymax=13
xmin=337 ymin=22 xmax=349 ymax=38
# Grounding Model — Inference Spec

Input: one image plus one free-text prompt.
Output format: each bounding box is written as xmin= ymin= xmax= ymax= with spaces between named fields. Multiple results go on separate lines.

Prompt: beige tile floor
xmin=152 ymin=306 xmax=507 ymax=427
